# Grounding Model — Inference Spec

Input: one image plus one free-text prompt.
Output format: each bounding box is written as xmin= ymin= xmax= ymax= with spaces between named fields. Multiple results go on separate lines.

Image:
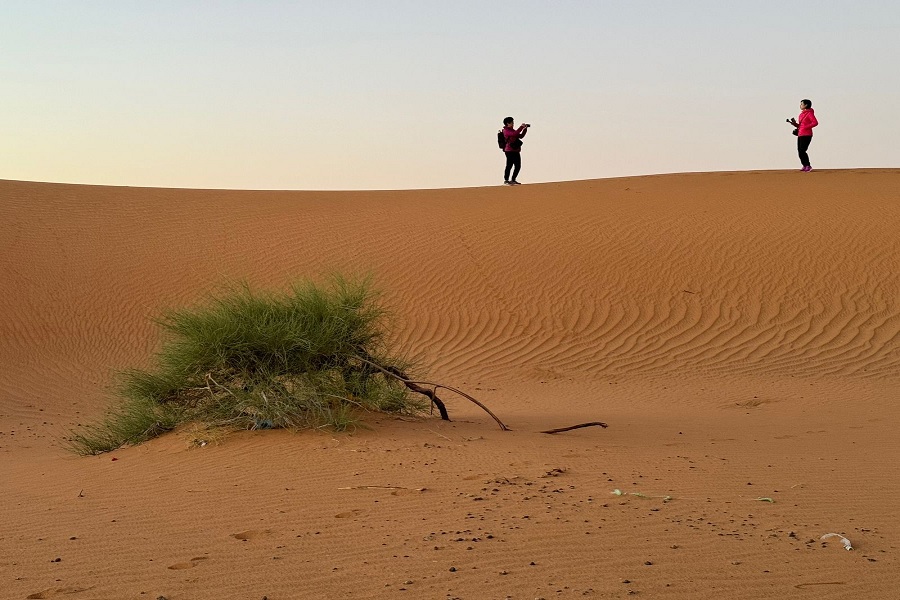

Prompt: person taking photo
xmin=501 ymin=117 xmax=530 ymax=185
xmin=787 ymin=99 xmax=818 ymax=172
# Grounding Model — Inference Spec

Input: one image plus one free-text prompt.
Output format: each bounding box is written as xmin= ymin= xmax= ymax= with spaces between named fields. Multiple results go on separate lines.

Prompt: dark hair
xmin=503 ymin=117 xmax=514 ymax=126
xmin=801 ymin=99 xmax=812 ymax=108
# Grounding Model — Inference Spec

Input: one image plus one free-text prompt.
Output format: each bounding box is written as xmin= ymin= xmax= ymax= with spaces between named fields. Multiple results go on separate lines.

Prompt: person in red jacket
xmin=787 ymin=99 xmax=818 ymax=172
xmin=501 ymin=117 xmax=530 ymax=185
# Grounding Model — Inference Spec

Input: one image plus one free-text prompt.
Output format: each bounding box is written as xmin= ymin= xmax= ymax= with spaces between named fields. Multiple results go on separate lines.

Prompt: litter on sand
xmin=611 ymin=489 xmax=673 ymax=502
xmin=820 ymin=533 xmax=853 ymax=551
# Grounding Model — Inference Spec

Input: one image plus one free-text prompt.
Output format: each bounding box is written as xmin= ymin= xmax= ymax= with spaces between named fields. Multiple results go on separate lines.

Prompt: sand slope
xmin=2 ymin=170 xmax=899 ymax=599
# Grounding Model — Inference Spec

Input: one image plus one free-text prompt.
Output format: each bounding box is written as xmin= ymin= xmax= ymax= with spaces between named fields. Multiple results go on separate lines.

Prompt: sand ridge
xmin=2 ymin=170 xmax=899 ymax=598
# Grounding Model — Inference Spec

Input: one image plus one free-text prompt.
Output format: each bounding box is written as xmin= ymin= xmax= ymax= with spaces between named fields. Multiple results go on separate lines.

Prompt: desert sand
xmin=2 ymin=170 xmax=899 ymax=599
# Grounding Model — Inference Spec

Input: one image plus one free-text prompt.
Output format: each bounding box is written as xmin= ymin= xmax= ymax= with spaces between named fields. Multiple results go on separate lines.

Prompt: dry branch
xmin=355 ymin=354 xmax=510 ymax=431
xmin=338 ymin=485 xmax=412 ymax=490
xmin=540 ymin=422 xmax=608 ymax=434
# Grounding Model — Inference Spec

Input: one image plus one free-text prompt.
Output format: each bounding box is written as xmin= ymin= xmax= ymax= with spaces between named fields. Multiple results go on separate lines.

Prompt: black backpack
xmin=497 ymin=130 xmax=523 ymax=150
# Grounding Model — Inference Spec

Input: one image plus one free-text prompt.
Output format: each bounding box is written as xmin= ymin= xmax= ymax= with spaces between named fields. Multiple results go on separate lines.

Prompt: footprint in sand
xmin=167 ymin=556 xmax=208 ymax=570
xmin=335 ymin=509 xmax=364 ymax=519
xmin=27 ymin=587 xmax=91 ymax=599
xmin=230 ymin=529 xmax=271 ymax=541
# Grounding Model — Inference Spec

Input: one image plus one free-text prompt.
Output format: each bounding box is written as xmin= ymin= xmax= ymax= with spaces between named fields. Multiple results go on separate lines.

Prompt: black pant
xmin=797 ymin=135 xmax=812 ymax=167
xmin=504 ymin=151 xmax=521 ymax=182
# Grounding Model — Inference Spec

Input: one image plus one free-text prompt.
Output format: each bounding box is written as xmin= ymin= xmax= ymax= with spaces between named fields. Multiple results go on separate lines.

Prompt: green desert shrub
xmin=69 ymin=277 xmax=425 ymax=455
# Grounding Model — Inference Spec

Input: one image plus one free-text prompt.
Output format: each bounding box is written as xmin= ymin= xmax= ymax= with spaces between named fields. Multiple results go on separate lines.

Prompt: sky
xmin=1 ymin=1 xmax=898 ymax=190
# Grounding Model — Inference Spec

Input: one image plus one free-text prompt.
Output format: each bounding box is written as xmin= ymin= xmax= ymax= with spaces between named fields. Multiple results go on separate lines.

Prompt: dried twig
xmin=205 ymin=373 xmax=238 ymax=398
xmin=338 ymin=485 xmax=422 ymax=491
xmin=427 ymin=429 xmax=453 ymax=441
xmin=354 ymin=355 xmax=510 ymax=431
xmin=540 ymin=422 xmax=608 ymax=434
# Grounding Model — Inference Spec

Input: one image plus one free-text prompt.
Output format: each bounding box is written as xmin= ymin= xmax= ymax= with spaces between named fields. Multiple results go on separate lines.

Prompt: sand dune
xmin=2 ymin=170 xmax=899 ymax=599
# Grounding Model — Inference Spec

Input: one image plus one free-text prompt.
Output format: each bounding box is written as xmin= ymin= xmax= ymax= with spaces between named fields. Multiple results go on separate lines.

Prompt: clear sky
xmin=2 ymin=1 xmax=898 ymax=190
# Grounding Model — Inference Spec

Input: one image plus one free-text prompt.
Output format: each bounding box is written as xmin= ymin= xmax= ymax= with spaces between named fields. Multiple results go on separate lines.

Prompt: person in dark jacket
xmin=787 ymin=99 xmax=818 ymax=172
xmin=501 ymin=117 xmax=530 ymax=185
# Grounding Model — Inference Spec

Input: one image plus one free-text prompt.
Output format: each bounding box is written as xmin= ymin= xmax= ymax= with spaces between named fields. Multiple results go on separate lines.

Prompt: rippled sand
xmin=2 ymin=171 xmax=898 ymax=599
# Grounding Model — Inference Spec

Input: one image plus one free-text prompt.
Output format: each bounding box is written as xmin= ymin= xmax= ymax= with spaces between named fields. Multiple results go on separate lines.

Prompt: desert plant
xmin=69 ymin=276 xmax=428 ymax=454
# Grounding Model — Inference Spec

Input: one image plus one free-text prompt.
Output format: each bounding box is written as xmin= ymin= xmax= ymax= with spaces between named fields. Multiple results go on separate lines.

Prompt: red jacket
xmin=797 ymin=108 xmax=818 ymax=136
xmin=503 ymin=125 xmax=528 ymax=152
